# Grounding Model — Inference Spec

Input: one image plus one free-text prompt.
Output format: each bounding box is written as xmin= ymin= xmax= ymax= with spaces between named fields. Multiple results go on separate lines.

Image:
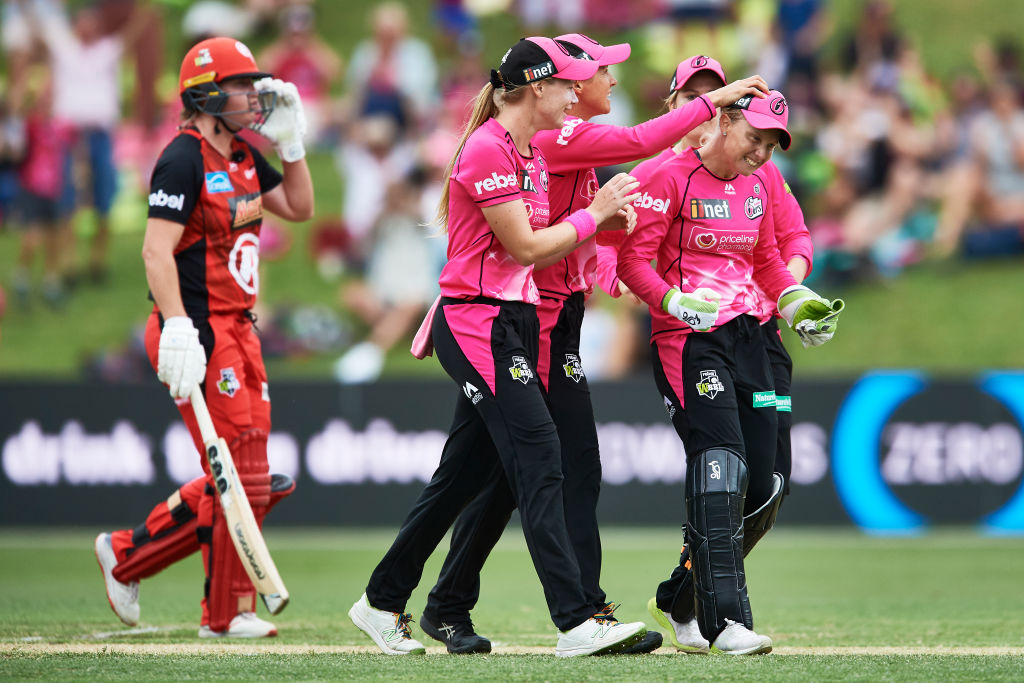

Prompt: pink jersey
xmin=439 ymin=118 xmax=552 ymax=303
xmin=617 ymin=147 xmax=798 ymax=340
xmin=530 ymin=95 xmax=716 ymax=300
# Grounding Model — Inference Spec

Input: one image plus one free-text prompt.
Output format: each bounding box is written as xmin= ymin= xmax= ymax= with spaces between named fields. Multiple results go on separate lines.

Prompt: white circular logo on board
xmin=229 ymin=233 xmax=260 ymax=294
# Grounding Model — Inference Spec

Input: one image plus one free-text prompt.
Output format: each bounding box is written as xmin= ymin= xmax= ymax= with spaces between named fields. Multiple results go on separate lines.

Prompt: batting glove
xmin=157 ymin=316 xmax=207 ymax=398
xmin=662 ymin=287 xmax=720 ymax=332
xmin=777 ymin=284 xmax=845 ymax=348
xmin=253 ymin=78 xmax=308 ymax=163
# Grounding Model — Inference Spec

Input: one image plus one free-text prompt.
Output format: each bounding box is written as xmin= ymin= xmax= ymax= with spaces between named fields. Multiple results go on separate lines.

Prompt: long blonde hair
xmin=434 ymin=82 xmax=528 ymax=230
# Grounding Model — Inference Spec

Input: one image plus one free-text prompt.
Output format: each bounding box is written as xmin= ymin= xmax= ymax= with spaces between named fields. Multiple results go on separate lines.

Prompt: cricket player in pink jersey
xmin=618 ymin=89 xmax=843 ymax=655
xmin=349 ymin=37 xmax=649 ymax=658
xmin=631 ymin=57 xmax=820 ymax=655
xmin=416 ymin=36 xmax=770 ymax=656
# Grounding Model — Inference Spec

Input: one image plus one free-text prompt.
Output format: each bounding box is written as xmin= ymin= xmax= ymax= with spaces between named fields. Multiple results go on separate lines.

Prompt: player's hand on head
xmin=777 ymin=284 xmax=844 ymax=348
xmin=706 ymin=75 xmax=770 ymax=108
xmin=252 ymin=78 xmax=308 ymax=162
xmin=157 ymin=316 xmax=207 ymax=398
xmin=590 ymin=173 xmax=640 ymax=228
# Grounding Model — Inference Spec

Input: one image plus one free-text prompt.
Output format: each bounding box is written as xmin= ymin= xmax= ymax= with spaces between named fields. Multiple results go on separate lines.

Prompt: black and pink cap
xmin=727 ymin=89 xmax=791 ymax=150
xmin=669 ymin=55 xmax=726 ymax=93
xmin=489 ymin=37 xmax=599 ymax=91
xmin=554 ymin=33 xmax=631 ymax=66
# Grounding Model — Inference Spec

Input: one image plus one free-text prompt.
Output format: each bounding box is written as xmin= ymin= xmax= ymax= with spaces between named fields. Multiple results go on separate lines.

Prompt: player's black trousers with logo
xmin=364 ymin=297 xmax=593 ymax=631
xmin=656 ymin=317 xmax=794 ymax=628
xmin=650 ymin=314 xmax=779 ymax=640
xmin=422 ymin=292 xmax=608 ymax=624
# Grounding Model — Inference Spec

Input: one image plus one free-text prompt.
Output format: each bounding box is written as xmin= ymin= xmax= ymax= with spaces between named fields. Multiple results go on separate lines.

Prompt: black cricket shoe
xmin=419 ymin=612 xmax=492 ymax=654
xmin=614 ymin=630 xmax=664 ymax=654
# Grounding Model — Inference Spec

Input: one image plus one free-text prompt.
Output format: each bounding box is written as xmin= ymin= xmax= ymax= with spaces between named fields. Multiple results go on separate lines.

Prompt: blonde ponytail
xmin=434 ymin=82 xmax=528 ymax=230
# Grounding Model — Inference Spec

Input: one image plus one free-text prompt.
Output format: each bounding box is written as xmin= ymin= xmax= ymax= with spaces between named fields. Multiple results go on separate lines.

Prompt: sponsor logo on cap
xmin=691 ymin=55 xmax=709 ymax=68
xmin=770 ymin=96 xmax=787 ymax=115
xmin=690 ymin=198 xmax=731 ymax=219
xmin=523 ymin=61 xmax=555 ymax=82
xmin=194 ymin=48 xmax=213 ymax=67
xmin=731 ymin=96 xmax=753 ymax=110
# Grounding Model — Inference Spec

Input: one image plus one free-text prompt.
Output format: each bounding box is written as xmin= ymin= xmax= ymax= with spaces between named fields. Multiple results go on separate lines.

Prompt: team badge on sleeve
xmin=218 ymin=368 xmax=241 ymax=397
xmin=696 ymin=369 xmax=725 ymax=399
xmin=509 ymin=356 xmax=534 ymax=384
xmin=563 ymin=354 xmax=585 ymax=383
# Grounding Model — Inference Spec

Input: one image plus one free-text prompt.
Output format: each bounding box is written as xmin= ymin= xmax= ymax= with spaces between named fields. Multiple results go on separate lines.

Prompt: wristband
xmin=566 ymin=209 xmax=596 ymax=243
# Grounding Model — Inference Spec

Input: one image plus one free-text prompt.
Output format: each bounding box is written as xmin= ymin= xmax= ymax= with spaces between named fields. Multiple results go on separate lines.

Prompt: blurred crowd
xmin=2 ymin=0 xmax=1023 ymax=380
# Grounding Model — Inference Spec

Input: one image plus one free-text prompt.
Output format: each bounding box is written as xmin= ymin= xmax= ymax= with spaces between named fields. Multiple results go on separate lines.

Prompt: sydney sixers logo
xmin=691 ymin=55 xmax=709 ymax=68
xmin=770 ymin=96 xmax=787 ymax=115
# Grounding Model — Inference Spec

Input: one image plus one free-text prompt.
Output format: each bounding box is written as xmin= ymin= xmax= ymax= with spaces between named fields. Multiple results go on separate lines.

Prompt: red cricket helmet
xmin=179 ymin=37 xmax=272 ymax=115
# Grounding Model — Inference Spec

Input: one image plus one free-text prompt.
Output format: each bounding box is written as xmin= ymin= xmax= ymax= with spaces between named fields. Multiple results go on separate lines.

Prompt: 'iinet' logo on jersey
xmin=474 ymin=172 xmax=518 ymax=195
xmin=633 ymin=192 xmax=671 ymax=213
xmin=149 ymin=189 xmax=185 ymax=211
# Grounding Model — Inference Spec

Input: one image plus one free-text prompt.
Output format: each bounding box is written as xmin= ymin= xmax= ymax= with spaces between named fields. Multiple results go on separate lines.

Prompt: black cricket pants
xmin=364 ymin=297 xmax=592 ymax=631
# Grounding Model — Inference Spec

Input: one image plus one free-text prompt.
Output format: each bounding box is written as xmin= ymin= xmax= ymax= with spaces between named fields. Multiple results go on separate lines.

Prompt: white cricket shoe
xmin=94 ymin=532 xmax=140 ymax=626
xmin=198 ymin=612 xmax=278 ymax=638
xmin=333 ymin=342 xmax=384 ymax=384
xmin=647 ymin=597 xmax=709 ymax=654
xmin=555 ymin=617 xmax=647 ymax=657
xmin=710 ymin=619 xmax=772 ymax=655
xmin=348 ymin=593 xmax=426 ymax=655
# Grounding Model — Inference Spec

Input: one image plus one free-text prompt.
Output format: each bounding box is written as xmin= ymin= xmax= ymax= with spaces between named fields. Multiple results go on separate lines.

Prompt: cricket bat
xmin=189 ymin=385 xmax=290 ymax=614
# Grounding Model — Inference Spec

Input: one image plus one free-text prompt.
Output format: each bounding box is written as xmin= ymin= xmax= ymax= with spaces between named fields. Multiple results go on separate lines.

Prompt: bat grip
xmin=189 ymin=384 xmax=218 ymax=445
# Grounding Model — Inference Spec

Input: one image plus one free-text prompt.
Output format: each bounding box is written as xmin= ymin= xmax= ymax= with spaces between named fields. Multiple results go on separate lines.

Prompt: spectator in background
xmin=333 ymin=171 xmax=440 ymax=383
xmin=334 ymin=114 xmax=416 ymax=263
xmin=345 ymin=2 xmax=438 ymax=133
xmin=26 ymin=0 xmax=145 ymax=285
xmin=259 ymin=2 xmax=343 ymax=146
xmin=0 ymin=95 xmax=25 ymax=230
xmin=10 ymin=78 xmax=73 ymax=309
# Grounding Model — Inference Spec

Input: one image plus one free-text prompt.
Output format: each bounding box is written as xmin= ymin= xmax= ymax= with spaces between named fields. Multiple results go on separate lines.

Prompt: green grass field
xmin=3 ymin=527 xmax=1023 ymax=680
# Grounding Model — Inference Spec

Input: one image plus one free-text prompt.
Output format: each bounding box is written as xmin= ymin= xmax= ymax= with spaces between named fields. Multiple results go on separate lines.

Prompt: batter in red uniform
xmin=93 ymin=37 xmax=313 ymax=638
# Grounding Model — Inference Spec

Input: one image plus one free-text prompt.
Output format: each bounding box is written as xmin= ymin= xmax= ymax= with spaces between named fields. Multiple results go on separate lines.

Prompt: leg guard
xmin=201 ymin=429 xmax=271 ymax=632
xmin=666 ymin=473 xmax=784 ymax=624
xmin=685 ymin=448 xmax=750 ymax=642
xmin=742 ymin=473 xmax=784 ymax=556
xmin=111 ymin=473 xmax=295 ymax=585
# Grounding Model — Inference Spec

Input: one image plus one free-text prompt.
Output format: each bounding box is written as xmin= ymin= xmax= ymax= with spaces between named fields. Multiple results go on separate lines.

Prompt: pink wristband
xmin=567 ymin=209 xmax=596 ymax=243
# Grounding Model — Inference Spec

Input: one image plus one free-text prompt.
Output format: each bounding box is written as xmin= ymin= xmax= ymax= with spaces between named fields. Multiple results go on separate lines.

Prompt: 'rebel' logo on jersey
xmin=229 ymin=192 xmax=264 ymax=230
xmin=633 ymin=192 xmax=671 ymax=213
xmin=474 ymin=172 xmax=518 ymax=195
xmin=149 ymin=188 xmax=185 ymax=211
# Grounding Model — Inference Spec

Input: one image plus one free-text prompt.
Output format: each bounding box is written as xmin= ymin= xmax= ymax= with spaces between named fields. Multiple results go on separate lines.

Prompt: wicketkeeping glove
xmin=157 ymin=316 xmax=207 ymax=398
xmin=662 ymin=287 xmax=721 ymax=332
xmin=777 ymin=284 xmax=845 ymax=348
xmin=252 ymin=78 xmax=307 ymax=163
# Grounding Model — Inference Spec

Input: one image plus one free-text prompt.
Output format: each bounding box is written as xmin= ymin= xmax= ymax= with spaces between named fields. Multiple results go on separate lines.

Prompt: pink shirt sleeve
xmin=594 ymin=244 xmax=622 ymax=298
xmin=452 ymin=133 xmax=521 ymax=208
xmin=617 ymin=164 xmax=676 ymax=309
xmin=752 ymin=189 xmax=799 ymax=302
xmin=764 ymin=161 xmax=813 ymax=277
xmin=535 ymin=95 xmax=716 ymax=173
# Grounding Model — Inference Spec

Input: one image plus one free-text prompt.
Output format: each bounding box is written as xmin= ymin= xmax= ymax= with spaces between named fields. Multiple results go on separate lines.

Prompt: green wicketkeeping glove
xmin=777 ymin=285 xmax=845 ymax=348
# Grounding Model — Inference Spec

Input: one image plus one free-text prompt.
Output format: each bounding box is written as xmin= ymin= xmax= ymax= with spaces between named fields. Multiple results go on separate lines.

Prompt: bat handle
xmin=189 ymin=384 xmax=217 ymax=445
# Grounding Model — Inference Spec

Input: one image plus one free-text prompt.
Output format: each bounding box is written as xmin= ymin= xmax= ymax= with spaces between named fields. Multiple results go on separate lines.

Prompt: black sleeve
xmin=148 ymin=135 xmax=203 ymax=224
xmin=247 ymin=142 xmax=284 ymax=194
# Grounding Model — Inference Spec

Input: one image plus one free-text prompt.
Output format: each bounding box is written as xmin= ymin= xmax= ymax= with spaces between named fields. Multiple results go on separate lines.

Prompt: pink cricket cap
xmin=669 ymin=55 xmax=727 ymax=93
xmin=554 ymin=33 xmax=631 ymax=66
xmin=727 ymin=89 xmax=791 ymax=150
xmin=490 ymin=37 xmax=599 ymax=90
